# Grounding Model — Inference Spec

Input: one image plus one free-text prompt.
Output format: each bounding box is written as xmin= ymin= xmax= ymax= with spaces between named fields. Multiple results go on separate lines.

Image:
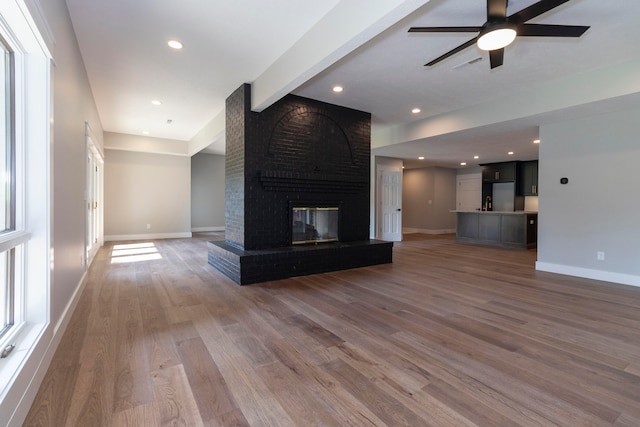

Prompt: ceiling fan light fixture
xmin=477 ymin=24 xmax=517 ymax=51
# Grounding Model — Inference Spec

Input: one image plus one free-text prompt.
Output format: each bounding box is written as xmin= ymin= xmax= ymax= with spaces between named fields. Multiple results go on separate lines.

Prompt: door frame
xmin=84 ymin=122 xmax=104 ymax=269
xmin=374 ymin=156 xmax=404 ymax=241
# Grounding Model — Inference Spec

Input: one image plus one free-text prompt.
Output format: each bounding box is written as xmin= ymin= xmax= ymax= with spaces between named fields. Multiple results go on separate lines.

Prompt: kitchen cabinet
xmin=517 ymin=160 xmax=538 ymax=196
xmin=457 ymin=212 xmax=479 ymax=240
xmin=454 ymin=211 xmax=537 ymax=249
xmin=482 ymin=161 xmax=516 ymax=183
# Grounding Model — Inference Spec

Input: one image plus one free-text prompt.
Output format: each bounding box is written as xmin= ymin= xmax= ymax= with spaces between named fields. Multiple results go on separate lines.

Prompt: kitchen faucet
xmin=484 ymin=195 xmax=492 ymax=211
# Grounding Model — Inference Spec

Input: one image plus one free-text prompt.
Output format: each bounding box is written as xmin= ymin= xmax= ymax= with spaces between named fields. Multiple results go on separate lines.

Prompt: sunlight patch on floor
xmin=111 ymin=242 xmax=162 ymax=264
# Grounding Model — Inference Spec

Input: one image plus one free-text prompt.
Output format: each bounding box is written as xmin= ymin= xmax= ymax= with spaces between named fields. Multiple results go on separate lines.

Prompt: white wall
xmin=191 ymin=152 xmax=225 ymax=231
xmin=537 ymin=106 xmax=640 ymax=287
xmin=105 ymin=150 xmax=191 ymax=240
xmin=402 ymin=167 xmax=457 ymax=233
xmin=105 ymin=131 xmax=189 ymax=156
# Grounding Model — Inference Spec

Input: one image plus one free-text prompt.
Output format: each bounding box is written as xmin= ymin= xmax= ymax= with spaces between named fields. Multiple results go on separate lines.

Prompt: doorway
xmin=85 ymin=123 xmax=104 ymax=268
xmin=376 ymin=157 xmax=403 ymax=241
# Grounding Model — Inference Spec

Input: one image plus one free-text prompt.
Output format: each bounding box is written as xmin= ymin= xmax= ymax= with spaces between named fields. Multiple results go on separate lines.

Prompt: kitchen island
xmin=453 ymin=210 xmax=537 ymax=249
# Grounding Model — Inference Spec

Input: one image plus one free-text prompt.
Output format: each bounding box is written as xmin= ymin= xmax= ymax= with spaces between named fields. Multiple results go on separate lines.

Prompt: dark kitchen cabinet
xmin=482 ymin=161 xmax=516 ymax=183
xmin=454 ymin=211 xmax=537 ymax=249
xmin=517 ymin=160 xmax=538 ymax=196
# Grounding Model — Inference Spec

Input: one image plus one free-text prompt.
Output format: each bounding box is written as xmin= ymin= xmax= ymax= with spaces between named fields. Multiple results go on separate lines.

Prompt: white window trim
xmin=0 ymin=0 xmax=51 ymax=425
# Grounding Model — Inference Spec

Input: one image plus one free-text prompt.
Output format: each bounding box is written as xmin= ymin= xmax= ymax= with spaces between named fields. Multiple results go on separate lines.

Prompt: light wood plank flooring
xmin=25 ymin=233 xmax=640 ymax=426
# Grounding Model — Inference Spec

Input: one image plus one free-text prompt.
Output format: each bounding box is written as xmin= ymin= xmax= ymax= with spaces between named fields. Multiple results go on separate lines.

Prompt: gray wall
xmin=402 ymin=167 xmax=457 ymax=232
xmin=537 ymin=106 xmax=640 ymax=284
xmin=104 ymin=150 xmax=191 ymax=239
xmin=191 ymin=153 xmax=225 ymax=230
xmin=39 ymin=0 xmax=104 ymax=332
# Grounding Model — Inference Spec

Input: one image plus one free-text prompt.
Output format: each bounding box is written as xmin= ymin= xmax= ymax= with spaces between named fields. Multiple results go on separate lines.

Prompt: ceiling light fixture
xmin=142 ymin=130 xmax=149 ymax=135
xmin=460 ymin=162 xmax=467 ymax=166
xmin=151 ymin=100 xmax=162 ymax=106
xmin=411 ymin=108 xmax=421 ymax=114
xmin=473 ymin=155 xmax=479 ymax=159
xmin=477 ymin=22 xmax=517 ymax=51
xmin=533 ymin=139 xmax=540 ymax=144
xmin=418 ymin=156 xmax=425 ymax=160
xmin=508 ymin=151 xmax=514 ymax=155
xmin=167 ymin=40 xmax=183 ymax=50
xmin=332 ymin=86 xmax=343 ymax=93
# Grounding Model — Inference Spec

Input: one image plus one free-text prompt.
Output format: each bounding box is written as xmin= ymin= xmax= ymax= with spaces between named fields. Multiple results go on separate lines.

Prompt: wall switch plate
xmin=597 ymin=251 xmax=605 ymax=261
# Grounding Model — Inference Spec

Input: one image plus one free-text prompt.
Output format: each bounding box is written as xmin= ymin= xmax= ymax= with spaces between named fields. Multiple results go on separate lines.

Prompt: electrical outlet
xmin=597 ymin=251 xmax=605 ymax=261
xmin=146 ymin=224 xmax=151 ymax=230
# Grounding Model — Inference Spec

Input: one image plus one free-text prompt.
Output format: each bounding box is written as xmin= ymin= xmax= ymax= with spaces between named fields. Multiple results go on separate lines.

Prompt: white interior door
xmin=456 ymin=173 xmax=482 ymax=211
xmin=85 ymin=124 xmax=104 ymax=268
xmin=380 ymin=170 xmax=402 ymax=241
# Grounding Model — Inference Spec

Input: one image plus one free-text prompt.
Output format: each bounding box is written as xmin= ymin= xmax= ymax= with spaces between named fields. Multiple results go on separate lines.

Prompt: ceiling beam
xmin=251 ymin=0 xmax=432 ymax=112
xmin=372 ymin=58 xmax=640 ymax=149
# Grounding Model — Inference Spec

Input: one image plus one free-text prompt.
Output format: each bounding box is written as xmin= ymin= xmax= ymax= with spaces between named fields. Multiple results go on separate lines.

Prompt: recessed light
xmin=142 ymin=130 xmax=149 ymax=135
xmin=411 ymin=108 xmax=421 ymax=114
xmin=460 ymin=162 xmax=467 ymax=166
xmin=473 ymin=155 xmax=479 ymax=159
xmin=418 ymin=156 xmax=425 ymax=160
xmin=167 ymin=40 xmax=183 ymax=49
xmin=508 ymin=151 xmax=514 ymax=155
xmin=151 ymin=100 xmax=162 ymax=106
xmin=332 ymin=86 xmax=343 ymax=93
xmin=533 ymin=139 xmax=540 ymax=144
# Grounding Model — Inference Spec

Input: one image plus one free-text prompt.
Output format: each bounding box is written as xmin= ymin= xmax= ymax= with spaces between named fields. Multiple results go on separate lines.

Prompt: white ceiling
xmin=65 ymin=0 xmax=342 ymax=140
xmin=66 ymin=0 xmax=640 ymax=168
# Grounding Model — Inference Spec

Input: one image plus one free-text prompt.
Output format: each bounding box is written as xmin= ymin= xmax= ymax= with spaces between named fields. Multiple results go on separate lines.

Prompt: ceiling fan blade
xmin=518 ymin=23 xmax=589 ymax=37
xmin=509 ymin=0 xmax=571 ymax=24
xmin=489 ymin=49 xmax=504 ymax=69
xmin=409 ymin=26 xmax=482 ymax=33
xmin=487 ymin=0 xmax=508 ymax=20
xmin=425 ymin=38 xmax=478 ymax=66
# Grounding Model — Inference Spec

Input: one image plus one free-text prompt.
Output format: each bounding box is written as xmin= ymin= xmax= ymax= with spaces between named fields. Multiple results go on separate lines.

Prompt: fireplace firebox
xmin=292 ymin=206 xmax=338 ymax=245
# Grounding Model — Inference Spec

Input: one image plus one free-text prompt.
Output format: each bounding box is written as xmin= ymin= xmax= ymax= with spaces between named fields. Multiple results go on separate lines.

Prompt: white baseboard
xmin=4 ymin=270 xmax=89 ymax=426
xmin=536 ymin=261 xmax=640 ymax=288
xmin=191 ymin=226 xmax=225 ymax=232
xmin=403 ymin=228 xmax=456 ymax=235
xmin=105 ymin=232 xmax=192 ymax=242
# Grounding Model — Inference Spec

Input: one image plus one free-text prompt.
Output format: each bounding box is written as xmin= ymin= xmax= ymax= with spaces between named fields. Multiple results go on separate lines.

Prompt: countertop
xmin=451 ymin=210 xmax=538 ymax=214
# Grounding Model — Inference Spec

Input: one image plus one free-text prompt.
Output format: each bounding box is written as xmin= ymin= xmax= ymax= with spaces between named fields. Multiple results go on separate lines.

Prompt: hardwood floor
xmin=25 ymin=233 xmax=640 ymax=426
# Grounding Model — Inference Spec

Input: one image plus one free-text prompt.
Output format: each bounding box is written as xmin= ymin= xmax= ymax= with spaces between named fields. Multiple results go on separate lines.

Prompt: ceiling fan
xmin=409 ymin=0 xmax=590 ymax=69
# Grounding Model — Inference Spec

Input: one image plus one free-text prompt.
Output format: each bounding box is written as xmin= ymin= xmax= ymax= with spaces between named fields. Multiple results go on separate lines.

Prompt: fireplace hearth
xmin=207 ymin=84 xmax=393 ymax=285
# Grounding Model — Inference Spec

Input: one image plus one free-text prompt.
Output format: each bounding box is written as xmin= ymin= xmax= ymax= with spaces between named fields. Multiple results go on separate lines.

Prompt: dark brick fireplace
xmin=208 ymin=84 xmax=392 ymax=285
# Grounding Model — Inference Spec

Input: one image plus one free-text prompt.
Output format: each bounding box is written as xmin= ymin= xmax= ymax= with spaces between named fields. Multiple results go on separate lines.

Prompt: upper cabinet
xmin=482 ymin=161 xmax=517 ymax=183
xmin=517 ymin=160 xmax=538 ymax=196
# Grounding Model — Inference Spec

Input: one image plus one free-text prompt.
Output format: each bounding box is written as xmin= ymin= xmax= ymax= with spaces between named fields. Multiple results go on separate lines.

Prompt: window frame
xmin=0 ymin=0 xmax=51 ymax=422
xmin=0 ymin=33 xmax=18 ymax=340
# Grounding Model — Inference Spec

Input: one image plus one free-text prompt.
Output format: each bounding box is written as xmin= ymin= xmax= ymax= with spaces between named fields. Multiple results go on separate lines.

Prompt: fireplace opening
xmin=292 ymin=206 xmax=339 ymax=245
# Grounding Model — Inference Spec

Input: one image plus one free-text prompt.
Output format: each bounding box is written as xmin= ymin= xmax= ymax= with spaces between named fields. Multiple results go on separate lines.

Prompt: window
xmin=0 ymin=0 xmax=51 ymax=421
xmin=0 ymin=36 xmax=15 ymax=339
